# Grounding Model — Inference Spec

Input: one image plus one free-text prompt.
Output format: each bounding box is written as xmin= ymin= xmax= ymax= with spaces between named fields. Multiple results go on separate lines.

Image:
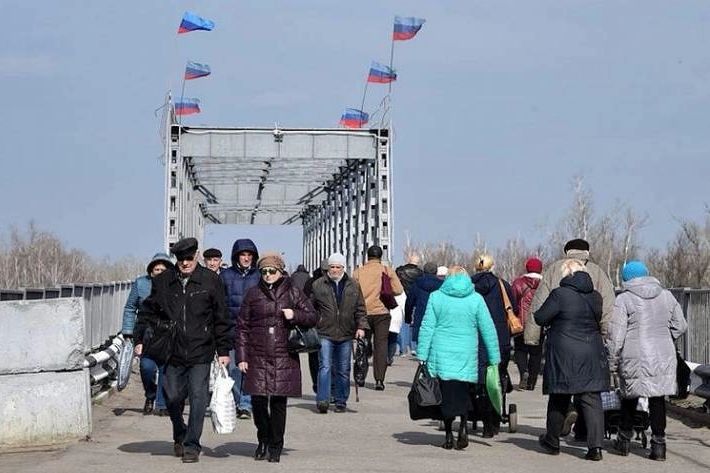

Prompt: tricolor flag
xmin=367 ymin=62 xmax=397 ymax=84
xmin=184 ymin=61 xmax=211 ymax=80
xmin=339 ymin=108 xmax=369 ymax=128
xmin=175 ymin=98 xmax=201 ymax=116
xmin=178 ymin=11 xmax=215 ymax=34
xmin=393 ymin=16 xmax=425 ymax=41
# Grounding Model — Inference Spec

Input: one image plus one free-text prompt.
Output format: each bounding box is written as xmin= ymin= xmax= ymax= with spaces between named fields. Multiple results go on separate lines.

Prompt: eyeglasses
xmin=260 ymin=268 xmax=279 ymax=275
xmin=177 ymin=254 xmax=195 ymax=262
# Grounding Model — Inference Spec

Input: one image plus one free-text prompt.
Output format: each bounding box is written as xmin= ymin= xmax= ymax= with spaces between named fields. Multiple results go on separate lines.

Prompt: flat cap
xmin=171 ymin=237 xmax=198 ymax=260
xmin=203 ymin=248 xmax=222 ymax=259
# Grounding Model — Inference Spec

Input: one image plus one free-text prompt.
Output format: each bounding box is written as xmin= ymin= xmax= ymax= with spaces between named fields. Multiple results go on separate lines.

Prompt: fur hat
xmin=525 ymin=257 xmax=543 ymax=274
xmin=423 ymin=262 xmax=437 ymax=274
xmin=621 ymin=260 xmax=649 ymax=282
xmin=328 ymin=252 xmax=346 ymax=267
xmin=258 ymin=252 xmax=286 ymax=272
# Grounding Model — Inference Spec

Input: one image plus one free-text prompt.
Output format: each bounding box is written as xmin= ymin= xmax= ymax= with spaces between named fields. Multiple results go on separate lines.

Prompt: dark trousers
xmin=472 ymin=384 xmax=501 ymax=434
xmin=513 ymin=337 xmax=543 ymax=388
xmin=367 ymin=314 xmax=391 ymax=382
xmin=252 ymin=395 xmax=288 ymax=452
xmin=308 ymin=351 xmax=319 ymax=393
xmin=387 ymin=331 xmax=399 ymax=365
xmin=545 ymin=392 xmax=603 ymax=449
xmin=621 ymin=396 xmax=666 ymax=438
xmin=163 ymin=363 xmax=210 ymax=452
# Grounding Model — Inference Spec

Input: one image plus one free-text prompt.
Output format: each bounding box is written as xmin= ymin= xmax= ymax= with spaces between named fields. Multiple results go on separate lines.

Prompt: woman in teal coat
xmin=418 ymin=266 xmax=501 ymax=450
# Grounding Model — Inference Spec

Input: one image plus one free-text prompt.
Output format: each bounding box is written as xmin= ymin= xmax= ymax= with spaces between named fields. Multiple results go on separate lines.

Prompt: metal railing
xmin=670 ymin=288 xmax=710 ymax=365
xmin=1 ymin=282 xmax=132 ymax=351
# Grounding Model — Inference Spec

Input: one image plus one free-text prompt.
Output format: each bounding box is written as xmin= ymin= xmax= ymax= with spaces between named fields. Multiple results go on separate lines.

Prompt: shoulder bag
xmin=499 ymin=279 xmax=523 ymax=335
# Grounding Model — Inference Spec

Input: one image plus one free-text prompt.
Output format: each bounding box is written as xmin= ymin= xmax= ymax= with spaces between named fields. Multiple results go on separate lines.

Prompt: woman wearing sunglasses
xmin=235 ymin=252 xmax=317 ymax=463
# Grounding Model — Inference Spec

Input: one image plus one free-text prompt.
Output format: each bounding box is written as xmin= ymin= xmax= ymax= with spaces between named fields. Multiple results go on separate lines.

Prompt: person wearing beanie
xmin=236 ymin=250 xmax=317 ymax=462
xmin=527 ymin=238 xmax=616 ymax=442
xmin=352 ymin=245 xmax=404 ymax=390
xmin=606 ymin=261 xmax=687 ymax=460
xmin=310 ymin=252 xmax=367 ymax=413
xmin=511 ymin=257 xmax=544 ymax=391
xmin=121 ymin=252 xmax=174 ymax=416
xmin=471 ymin=254 xmax=516 ymax=438
xmin=135 ymin=238 xmax=233 ymax=462
xmin=220 ymin=238 xmax=260 ymax=420
xmin=203 ymin=248 xmax=223 ymax=273
xmin=405 ymin=261 xmax=445 ymax=356
xmin=436 ymin=266 xmax=449 ymax=279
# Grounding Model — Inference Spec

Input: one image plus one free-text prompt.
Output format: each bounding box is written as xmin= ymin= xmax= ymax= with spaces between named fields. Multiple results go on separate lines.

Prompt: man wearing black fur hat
xmin=136 ymin=237 xmax=233 ymax=463
xmin=525 ymin=238 xmax=615 ymax=443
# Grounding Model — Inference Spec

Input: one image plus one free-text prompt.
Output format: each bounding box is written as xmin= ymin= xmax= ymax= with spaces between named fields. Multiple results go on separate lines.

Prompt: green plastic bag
xmin=485 ymin=365 xmax=503 ymax=416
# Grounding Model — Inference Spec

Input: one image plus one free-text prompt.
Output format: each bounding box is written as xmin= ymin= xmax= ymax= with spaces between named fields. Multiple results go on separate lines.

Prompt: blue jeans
xmin=163 ymin=363 xmax=210 ymax=453
xmin=398 ymin=323 xmax=411 ymax=355
xmin=317 ymin=338 xmax=352 ymax=407
xmin=228 ymin=349 xmax=252 ymax=411
xmin=140 ymin=356 xmax=166 ymax=409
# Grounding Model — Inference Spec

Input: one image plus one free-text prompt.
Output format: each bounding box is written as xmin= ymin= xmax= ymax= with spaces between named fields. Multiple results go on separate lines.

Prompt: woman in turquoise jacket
xmin=418 ymin=266 xmax=501 ymax=450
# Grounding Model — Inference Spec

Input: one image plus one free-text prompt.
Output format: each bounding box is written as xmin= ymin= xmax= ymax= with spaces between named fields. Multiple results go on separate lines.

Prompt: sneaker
xmin=237 ymin=409 xmax=252 ymax=420
xmin=560 ymin=410 xmax=577 ymax=437
xmin=334 ymin=405 xmax=346 ymax=413
xmin=317 ymin=401 xmax=329 ymax=413
xmin=181 ymin=450 xmax=199 ymax=463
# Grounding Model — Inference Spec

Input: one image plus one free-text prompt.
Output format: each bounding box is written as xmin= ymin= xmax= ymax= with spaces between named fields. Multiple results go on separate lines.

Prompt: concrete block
xmin=0 ymin=298 xmax=85 ymax=374
xmin=0 ymin=370 xmax=91 ymax=448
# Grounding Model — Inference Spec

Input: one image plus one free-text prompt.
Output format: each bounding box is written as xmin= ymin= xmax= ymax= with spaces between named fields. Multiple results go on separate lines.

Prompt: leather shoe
xmin=181 ymin=450 xmax=199 ymax=463
xmin=538 ymin=435 xmax=560 ymax=455
xmin=173 ymin=442 xmax=184 ymax=458
xmin=254 ymin=442 xmax=268 ymax=461
xmin=441 ymin=432 xmax=454 ymax=450
xmin=267 ymin=448 xmax=282 ymax=463
xmin=374 ymin=381 xmax=385 ymax=391
xmin=143 ymin=399 xmax=154 ymax=415
xmin=585 ymin=448 xmax=603 ymax=461
xmin=316 ymin=401 xmax=329 ymax=413
xmin=560 ymin=410 xmax=577 ymax=436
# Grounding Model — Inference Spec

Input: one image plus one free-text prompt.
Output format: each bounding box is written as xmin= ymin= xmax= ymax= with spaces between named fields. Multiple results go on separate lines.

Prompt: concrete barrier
xmin=0 ymin=298 xmax=91 ymax=448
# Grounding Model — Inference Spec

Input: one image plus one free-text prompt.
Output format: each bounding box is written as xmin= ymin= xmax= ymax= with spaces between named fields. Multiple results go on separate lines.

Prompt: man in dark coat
xmin=395 ymin=254 xmax=422 ymax=356
xmin=136 ymin=238 xmax=233 ymax=463
xmin=303 ymin=258 xmax=329 ymax=392
xmin=290 ymin=264 xmax=310 ymax=291
xmin=311 ymin=252 xmax=368 ymax=413
xmin=404 ymin=262 xmax=443 ymax=355
xmin=534 ymin=262 xmax=610 ymax=461
xmin=220 ymin=238 xmax=260 ymax=419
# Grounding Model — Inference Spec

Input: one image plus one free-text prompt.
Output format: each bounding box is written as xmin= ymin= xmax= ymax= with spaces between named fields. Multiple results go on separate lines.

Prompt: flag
xmin=178 ymin=11 xmax=215 ymax=34
xmin=339 ymin=108 xmax=369 ymax=128
xmin=367 ymin=62 xmax=397 ymax=84
xmin=175 ymin=98 xmax=201 ymax=116
xmin=184 ymin=61 xmax=211 ymax=80
xmin=393 ymin=16 xmax=425 ymax=41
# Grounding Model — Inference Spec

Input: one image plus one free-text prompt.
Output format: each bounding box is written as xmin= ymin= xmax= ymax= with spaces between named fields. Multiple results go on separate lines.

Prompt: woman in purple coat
xmin=236 ymin=253 xmax=317 ymax=463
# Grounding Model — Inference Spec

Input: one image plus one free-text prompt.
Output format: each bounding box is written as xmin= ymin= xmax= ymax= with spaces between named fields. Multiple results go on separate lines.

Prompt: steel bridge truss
xmin=163 ymin=111 xmax=393 ymax=269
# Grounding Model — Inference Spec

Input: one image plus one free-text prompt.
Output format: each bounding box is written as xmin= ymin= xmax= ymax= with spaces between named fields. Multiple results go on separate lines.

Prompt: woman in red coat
xmin=236 ymin=253 xmax=317 ymax=463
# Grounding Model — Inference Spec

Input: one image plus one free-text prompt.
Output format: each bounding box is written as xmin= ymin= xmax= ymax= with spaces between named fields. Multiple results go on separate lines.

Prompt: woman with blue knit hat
xmin=606 ymin=260 xmax=688 ymax=461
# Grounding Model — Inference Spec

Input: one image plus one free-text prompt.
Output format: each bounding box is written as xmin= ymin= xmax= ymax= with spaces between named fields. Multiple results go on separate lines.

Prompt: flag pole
xmin=178 ymin=74 xmax=186 ymax=126
xmin=359 ymin=76 xmax=369 ymax=121
xmin=386 ymin=36 xmax=395 ymax=126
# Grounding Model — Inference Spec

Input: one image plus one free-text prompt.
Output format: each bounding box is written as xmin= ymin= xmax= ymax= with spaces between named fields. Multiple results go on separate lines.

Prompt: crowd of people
xmin=121 ymin=236 xmax=688 ymax=464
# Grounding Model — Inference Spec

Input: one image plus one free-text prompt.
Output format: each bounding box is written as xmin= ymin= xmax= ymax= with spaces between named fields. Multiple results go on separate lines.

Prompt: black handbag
xmin=287 ymin=325 xmax=321 ymax=354
xmin=353 ymin=337 xmax=369 ymax=387
xmin=407 ymin=363 xmax=442 ymax=420
xmin=143 ymin=318 xmax=176 ymax=364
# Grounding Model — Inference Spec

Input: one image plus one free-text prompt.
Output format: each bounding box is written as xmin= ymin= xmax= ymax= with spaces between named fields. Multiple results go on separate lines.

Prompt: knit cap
xmin=525 ymin=257 xmax=543 ymax=274
xmin=328 ymin=252 xmax=346 ymax=267
xmin=621 ymin=260 xmax=648 ymax=282
xmin=258 ymin=252 xmax=286 ymax=272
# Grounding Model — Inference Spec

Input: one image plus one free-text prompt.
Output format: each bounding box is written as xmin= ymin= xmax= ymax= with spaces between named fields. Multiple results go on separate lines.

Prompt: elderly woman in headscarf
xmin=418 ymin=266 xmax=500 ymax=450
xmin=236 ymin=252 xmax=317 ymax=463
xmin=606 ymin=261 xmax=687 ymax=461
xmin=535 ymin=259 xmax=610 ymax=461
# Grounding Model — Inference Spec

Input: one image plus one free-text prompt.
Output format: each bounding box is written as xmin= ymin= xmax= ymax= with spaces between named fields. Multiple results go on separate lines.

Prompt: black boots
xmin=254 ymin=442 xmax=267 ymax=461
xmin=585 ymin=447 xmax=603 ymax=461
xmin=143 ymin=399 xmax=154 ymax=415
xmin=374 ymin=380 xmax=385 ymax=391
xmin=455 ymin=421 xmax=469 ymax=450
xmin=441 ymin=431 xmax=454 ymax=450
xmin=649 ymin=439 xmax=666 ymax=461
xmin=267 ymin=447 xmax=282 ymax=463
xmin=517 ymin=373 xmax=529 ymax=391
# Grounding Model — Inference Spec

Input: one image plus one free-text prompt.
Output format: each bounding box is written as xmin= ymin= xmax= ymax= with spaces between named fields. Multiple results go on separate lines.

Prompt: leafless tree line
xmin=403 ymin=177 xmax=710 ymax=288
xmin=0 ymin=223 xmax=144 ymax=290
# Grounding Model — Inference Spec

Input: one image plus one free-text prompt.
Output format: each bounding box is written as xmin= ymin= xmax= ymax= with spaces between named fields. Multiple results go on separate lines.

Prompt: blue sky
xmin=2 ymin=1 xmax=710 ymax=268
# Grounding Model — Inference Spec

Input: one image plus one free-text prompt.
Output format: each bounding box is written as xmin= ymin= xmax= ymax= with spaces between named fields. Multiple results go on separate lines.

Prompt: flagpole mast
xmin=178 ymin=75 xmax=186 ymax=126
xmin=386 ymin=36 xmax=395 ymax=126
xmin=359 ymin=78 xmax=369 ymax=120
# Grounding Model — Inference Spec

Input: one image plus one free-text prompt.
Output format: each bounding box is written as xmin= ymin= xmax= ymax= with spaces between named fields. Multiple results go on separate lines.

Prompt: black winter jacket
xmin=137 ymin=265 xmax=234 ymax=366
xmin=311 ymin=274 xmax=368 ymax=341
xmin=534 ymin=271 xmax=610 ymax=394
xmin=405 ymin=274 xmax=443 ymax=340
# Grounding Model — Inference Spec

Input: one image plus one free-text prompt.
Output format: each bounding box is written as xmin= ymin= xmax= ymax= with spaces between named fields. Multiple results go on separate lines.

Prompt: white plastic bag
xmin=209 ymin=364 xmax=237 ymax=434
xmin=209 ymin=356 xmax=220 ymax=393
xmin=117 ymin=338 xmax=134 ymax=391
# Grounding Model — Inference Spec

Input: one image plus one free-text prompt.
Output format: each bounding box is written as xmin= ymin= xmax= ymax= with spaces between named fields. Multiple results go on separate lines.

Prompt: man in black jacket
xmin=310 ymin=252 xmax=367 ymax=413
xmin=136 ymin=238 xmax=233 ymax=463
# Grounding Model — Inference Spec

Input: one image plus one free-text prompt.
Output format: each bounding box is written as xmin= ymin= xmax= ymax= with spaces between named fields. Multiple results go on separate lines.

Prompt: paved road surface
xmin=2 ymin=355 xmax=709 ymax=472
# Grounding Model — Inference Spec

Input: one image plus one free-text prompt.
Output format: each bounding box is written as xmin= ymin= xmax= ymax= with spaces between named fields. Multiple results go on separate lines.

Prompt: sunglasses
xmin=260 ymin=268 xmax=279 ymax=275
xmin=177 ymin=254 xmax=195 ymax=262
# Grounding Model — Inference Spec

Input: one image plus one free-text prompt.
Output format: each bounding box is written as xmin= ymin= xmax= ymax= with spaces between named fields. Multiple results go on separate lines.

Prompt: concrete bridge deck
xmin=2 ymin=357 xmax=709 ymax=473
